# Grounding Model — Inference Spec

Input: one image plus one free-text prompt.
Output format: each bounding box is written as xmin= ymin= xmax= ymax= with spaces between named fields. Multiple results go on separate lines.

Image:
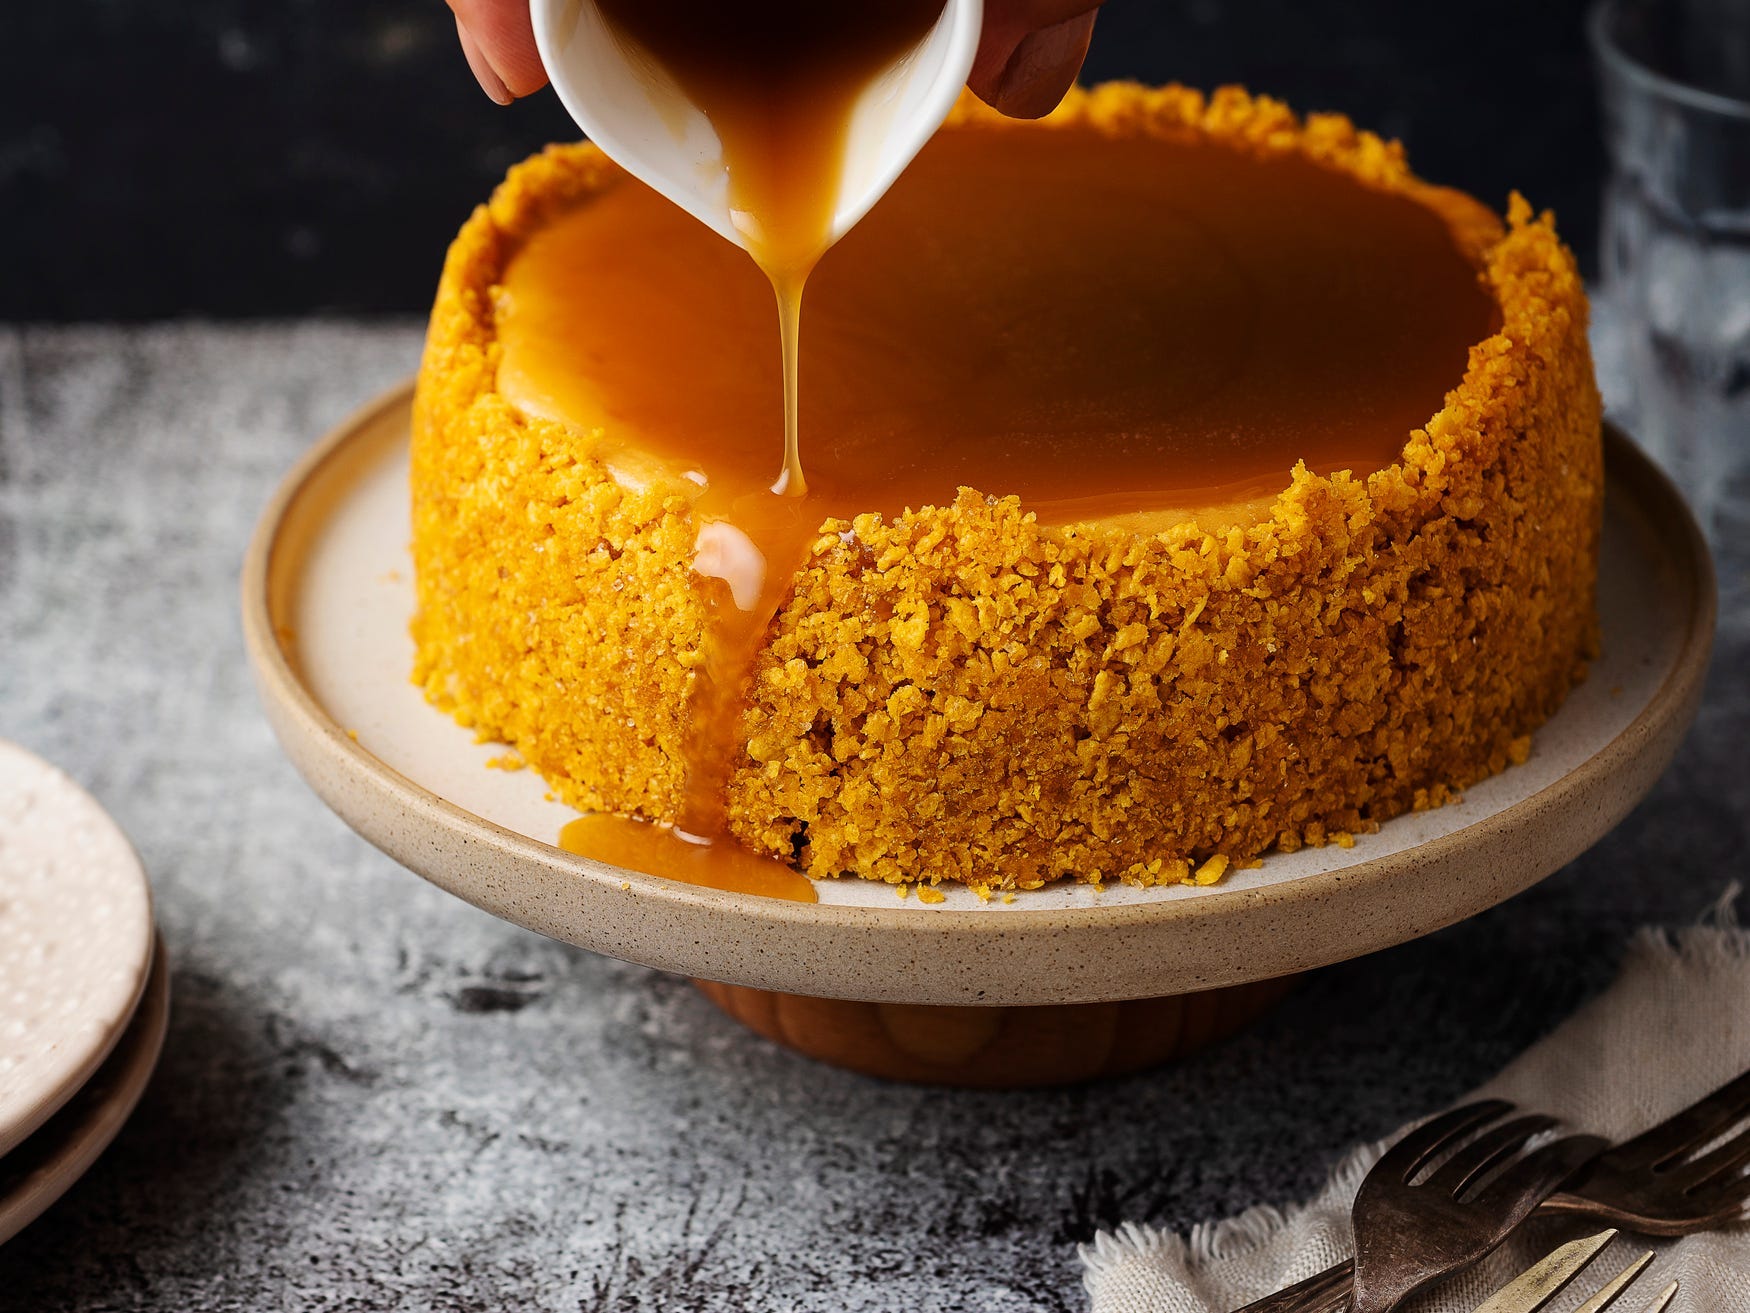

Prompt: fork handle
xmin=1231 ymin=1259 xmax=1354 ymax=1312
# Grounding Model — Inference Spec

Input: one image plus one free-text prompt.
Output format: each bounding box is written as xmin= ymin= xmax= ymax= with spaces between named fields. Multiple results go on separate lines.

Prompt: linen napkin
xmin=1082 ymin=900 xmax=1750 ymax=1312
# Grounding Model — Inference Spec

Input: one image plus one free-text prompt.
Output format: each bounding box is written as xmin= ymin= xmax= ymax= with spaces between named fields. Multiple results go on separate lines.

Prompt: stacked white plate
xmin=0 ymin=739 xmax=167 ymax=1247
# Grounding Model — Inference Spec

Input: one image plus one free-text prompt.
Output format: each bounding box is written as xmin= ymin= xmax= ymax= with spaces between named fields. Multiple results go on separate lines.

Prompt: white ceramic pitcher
xmin=528 ymin=0 xmax=984 ymax=256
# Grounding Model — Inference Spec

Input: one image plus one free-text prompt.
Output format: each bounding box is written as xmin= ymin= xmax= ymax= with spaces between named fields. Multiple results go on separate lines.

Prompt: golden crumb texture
xmin=410 ymin=83 xmax=1603 ymax=891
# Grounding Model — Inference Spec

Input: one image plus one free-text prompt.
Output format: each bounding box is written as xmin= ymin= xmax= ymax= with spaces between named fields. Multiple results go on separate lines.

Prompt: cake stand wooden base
xmin=691 ymin=976 xmax=1301 ymax=1086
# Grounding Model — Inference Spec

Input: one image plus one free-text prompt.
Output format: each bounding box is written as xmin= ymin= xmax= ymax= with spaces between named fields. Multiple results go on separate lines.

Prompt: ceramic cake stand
xmin=243 ymin=384 xmax=1715 ymax=1086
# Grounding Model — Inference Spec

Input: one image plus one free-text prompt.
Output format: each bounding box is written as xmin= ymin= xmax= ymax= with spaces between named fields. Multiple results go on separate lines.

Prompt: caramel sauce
xmin=543 ymin=1 xmax=950 ymax=896
xmin=505 ymin=105 xmax=1499 ymax=899
xmin=503 ymin=128 xmax=1497 ymax=521
xmin=593 ymin=0 xmax=951 ymax=494
xmin=560 ymin=815 xmax=818 ymax=902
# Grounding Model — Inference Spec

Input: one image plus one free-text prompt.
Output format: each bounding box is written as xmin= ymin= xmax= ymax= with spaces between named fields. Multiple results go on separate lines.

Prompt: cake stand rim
xmin=241 ymin=381 xmax=1716 ymax=1005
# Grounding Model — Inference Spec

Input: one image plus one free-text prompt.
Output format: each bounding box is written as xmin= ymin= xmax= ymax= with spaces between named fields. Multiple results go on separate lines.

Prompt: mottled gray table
xmin=0 ymin=321 xmax=1742 ymax=1312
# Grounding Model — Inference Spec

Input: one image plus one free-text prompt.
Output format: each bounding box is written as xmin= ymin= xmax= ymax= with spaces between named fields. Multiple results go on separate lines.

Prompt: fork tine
xmin=1471 ymin=1230 xmax=1616 ymax=1312
xmin=1470 ymin=1133 xmax=1610 ymax=1218
xmin=1376 ymin=1100 xmax=1514 ymax=1181
xmin=1663 ymin=1191 xmax=1750 ymax=1232
xmin=1669 ymin=1121 xmax=1750 ymax=1190
xmin=1570 ymin=1251 xmax=1654 ymax=1313
xmin=1689 ymin=1173 xmax=1750 ymax=1220
xmin=1635 ymin=1280 xmax=1679 ymax=1313
xmin=1611 ymin=1068 xmax=1750 ymax=1167
xmin=1424 ymin=1115 xmax=1559 ymax=1197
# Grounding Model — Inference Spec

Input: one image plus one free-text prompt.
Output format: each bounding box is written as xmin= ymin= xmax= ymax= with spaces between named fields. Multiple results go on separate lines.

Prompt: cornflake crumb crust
xmin=410 ymin=83 xmax=1602 ymax=892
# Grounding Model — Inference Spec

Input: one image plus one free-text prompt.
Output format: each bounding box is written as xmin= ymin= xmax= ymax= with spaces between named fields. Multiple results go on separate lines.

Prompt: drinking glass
xmin=1591 ymin=0 xmax=1750 ymax=571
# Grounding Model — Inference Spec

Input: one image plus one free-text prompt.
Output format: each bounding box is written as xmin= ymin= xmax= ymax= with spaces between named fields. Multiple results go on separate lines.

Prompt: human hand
xmin=447 ymin=0 xmax=1103 ymax=118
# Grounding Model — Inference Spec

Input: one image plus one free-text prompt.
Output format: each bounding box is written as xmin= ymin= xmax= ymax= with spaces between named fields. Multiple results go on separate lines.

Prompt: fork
xmin=1471 ymin=1229 xmax=1677 ymax=1313
xmin=1236 ymin=1067 xmax=1750 ymax=1313
xmin=1543 ymin=1067 xmax=1750 ymax=1236
xmin=1237 ymin=1102 xmax=1608 ymax=1313
xmin=1348 ymin=1103 xmax=1608 ymax=1313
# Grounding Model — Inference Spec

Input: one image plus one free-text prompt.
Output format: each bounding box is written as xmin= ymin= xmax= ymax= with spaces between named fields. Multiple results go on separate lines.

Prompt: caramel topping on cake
xmin=499 ymin=125 xmax=1499 ymax=528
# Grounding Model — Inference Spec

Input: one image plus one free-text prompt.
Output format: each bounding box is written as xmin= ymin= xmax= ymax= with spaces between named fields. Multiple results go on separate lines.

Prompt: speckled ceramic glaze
xmin=242 ymin=385 xmax=1715 ymax=1008
xmin=0 ymin=936 xmax=168 ymax=1247
xmin=0 ymin=741 xmax=155 ymax=1157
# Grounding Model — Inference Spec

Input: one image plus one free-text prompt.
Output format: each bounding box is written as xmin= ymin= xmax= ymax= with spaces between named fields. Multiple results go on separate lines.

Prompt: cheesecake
xmin=410 ymin=84 xmax=1602 ymax=891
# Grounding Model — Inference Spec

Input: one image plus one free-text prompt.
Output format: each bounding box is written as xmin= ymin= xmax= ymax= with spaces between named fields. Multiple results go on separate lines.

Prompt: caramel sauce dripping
xmin=504 ymin=106 xmax=1500 ymax=900
xmin=544 ymin=0 xmax=948 ymax=896
xmin=593 ymin=0 xmax=951 ymax=495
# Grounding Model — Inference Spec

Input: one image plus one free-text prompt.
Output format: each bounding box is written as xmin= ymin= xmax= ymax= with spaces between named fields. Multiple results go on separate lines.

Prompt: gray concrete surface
xmin=0 ymin=321 xmax=1742 ymax=1311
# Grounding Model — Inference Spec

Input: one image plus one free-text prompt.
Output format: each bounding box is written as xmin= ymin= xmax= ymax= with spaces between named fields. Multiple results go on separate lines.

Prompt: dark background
xmin=3 ymin=0 xmax=1606 ymax=321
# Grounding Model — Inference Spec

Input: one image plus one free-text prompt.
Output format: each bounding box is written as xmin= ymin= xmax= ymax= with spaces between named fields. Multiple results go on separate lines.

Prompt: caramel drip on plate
xmin=559 ymin=815 xmax=817 ymax=901
xmin=501 ymin=124 xmax=1500 ymax=897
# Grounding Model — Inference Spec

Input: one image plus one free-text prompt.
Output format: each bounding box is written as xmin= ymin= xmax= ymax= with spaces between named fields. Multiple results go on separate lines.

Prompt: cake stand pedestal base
xmin=691 ymin=976 xmax=1301 ymax=1086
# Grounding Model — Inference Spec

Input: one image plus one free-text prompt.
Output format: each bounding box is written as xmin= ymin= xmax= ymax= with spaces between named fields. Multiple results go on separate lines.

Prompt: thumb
xmin=448 ymin=0 xmax=550 ymax=102
xmin=969 ymin=3 xmax=1101 ymax=119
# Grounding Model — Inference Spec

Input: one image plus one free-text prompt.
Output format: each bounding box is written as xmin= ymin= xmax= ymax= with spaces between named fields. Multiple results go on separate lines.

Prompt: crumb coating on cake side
xmin=410 ymin=83 xmax=1603 ymax=892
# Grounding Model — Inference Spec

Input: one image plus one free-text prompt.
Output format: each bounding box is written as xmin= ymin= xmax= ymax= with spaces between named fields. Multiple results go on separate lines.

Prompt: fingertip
xmin=451 ymin=0 xmax=549 ymax=100
xmin=457 ymin=16 xmax=514 ymax=105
